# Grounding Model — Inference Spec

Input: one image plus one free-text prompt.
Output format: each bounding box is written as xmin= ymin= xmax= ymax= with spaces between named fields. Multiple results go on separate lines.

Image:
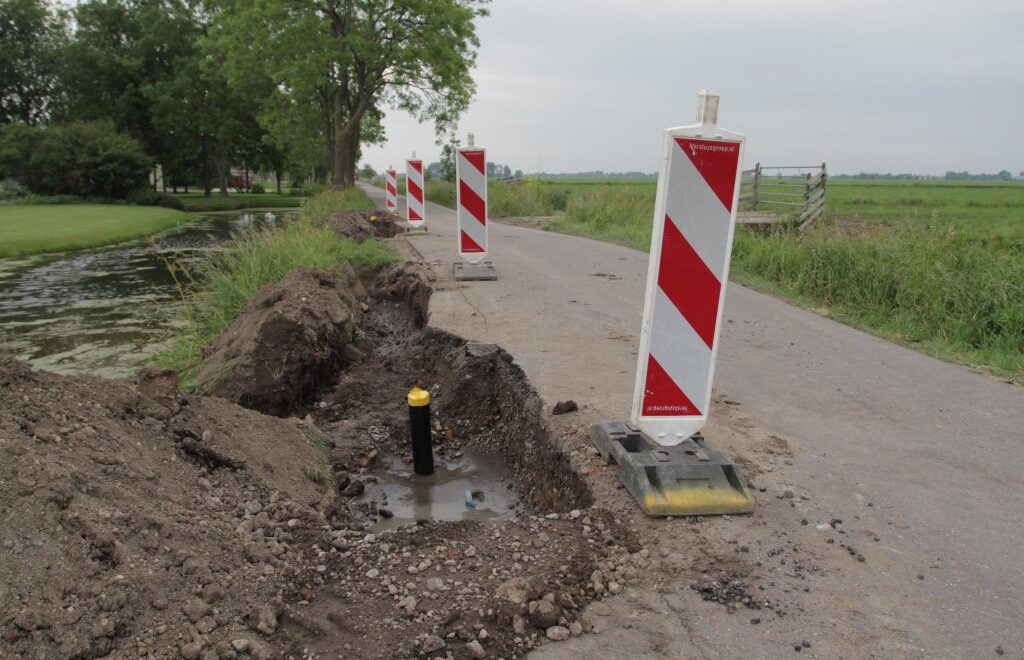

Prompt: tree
xmin=438 ymin=137 xmax=461 ymax=182
xmin=359 ymin=163 xmax=377 ymax=179
xmin=0 ymin=0 xmax=67 ymax=126
xmin=213 ymin=0 xmax=488 ymax=189
xmin=3 ymin=120 xmax=151 ymax=198
xmin=60 ymin=0 xmax=201 ymax=180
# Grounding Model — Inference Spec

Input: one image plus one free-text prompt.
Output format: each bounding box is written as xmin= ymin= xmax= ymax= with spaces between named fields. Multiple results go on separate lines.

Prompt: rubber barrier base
xmin=591 ymin=421 xmax=754 ymax=516
xmin=453 ymin=261 xmax=498 ymax=281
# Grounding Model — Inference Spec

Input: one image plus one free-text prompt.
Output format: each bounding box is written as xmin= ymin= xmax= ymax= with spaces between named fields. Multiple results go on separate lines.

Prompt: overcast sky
xmin=365 ymin=0 xmax=1024 ymax=176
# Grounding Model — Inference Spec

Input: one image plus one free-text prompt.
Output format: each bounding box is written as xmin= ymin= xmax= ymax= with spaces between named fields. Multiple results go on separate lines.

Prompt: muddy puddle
xmin=0 ymin=210 xmax=294 ymax=378
xmin=355 ymin=451 xmax=522 ymax=531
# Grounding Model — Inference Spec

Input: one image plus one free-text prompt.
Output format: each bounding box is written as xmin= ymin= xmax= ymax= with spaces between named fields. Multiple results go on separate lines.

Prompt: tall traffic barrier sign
xmin=385 ymin=168 xmax=398 ymax=211
xmin=591 ymin=90 xmax=754 ymax=516
xmin=406 ymin=153 xmax=426 ymax=230
xmin=454 ymin=133 xmax=497 ymax=280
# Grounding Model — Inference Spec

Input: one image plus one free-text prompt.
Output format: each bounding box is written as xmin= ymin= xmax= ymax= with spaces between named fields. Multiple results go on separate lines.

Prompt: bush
xmin=251 ymin=184 xmax=266 ymax=194
xmin=0 ymin=123 xmax=40 ymax=183
xmin=129 ymin=190 xmax=187 ymax=211
xmin=0 ymin=178 xmax=27 ymax=200
xmin=0 ymin=120 xmax=151 ymax=199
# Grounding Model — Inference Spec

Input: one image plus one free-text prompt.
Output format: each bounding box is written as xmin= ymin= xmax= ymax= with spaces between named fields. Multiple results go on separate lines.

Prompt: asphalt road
xmin=363 ymin=184 xmax=1023 ymax=658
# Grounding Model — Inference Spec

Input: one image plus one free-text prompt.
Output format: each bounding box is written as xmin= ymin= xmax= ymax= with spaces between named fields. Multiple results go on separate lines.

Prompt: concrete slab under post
xmin=453 ymin=262 xmax=498 ymax=281
xmin=591 ymin=421 xmax=754 ymax=516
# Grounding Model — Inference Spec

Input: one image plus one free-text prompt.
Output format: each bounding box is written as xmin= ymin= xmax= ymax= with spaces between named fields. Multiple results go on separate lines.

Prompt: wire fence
xmin=740 ymin=163 xmax=827 ymax=230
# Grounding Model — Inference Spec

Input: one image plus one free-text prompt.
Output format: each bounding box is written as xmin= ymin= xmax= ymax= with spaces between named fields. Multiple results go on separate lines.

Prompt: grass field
xmin=175 ymin=192 xmax=303 ymax=212
xmin=0 ymin=204 xmax=189 ymax=257
xmin=423 ymin=176 xmax=1024 ymax=380
xmin=156 ymin=187 xmax=397 ymax=389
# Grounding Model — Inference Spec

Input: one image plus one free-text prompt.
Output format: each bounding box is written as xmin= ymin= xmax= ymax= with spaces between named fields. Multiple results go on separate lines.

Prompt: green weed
xmin=154 ymin=189 xmax=397 ymax=388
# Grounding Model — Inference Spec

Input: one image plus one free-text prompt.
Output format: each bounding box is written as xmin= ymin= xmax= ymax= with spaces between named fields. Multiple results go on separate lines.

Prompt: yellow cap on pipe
xmin=407 ymin=386 xmax=430 ymax=407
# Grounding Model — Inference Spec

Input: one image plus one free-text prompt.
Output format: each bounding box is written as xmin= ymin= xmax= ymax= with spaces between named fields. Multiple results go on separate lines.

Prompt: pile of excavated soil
xmin=0 ymin=357 xmax=328 ymax=658
xmin=1 ymin=257 xmax=647 ymax=659
xmin=197 ymin=267 xmax=363 ymax=416
xmin=330 ymin=210 xmax=403 ymax=242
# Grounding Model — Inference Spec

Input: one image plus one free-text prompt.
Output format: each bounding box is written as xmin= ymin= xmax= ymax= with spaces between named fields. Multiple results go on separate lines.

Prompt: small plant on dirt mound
xmin=304 ymin=427 xmax=330 ymax=484
xmin=156 ymin=191 xmax=397 ymax=389
xmin=302 ymin=187 xmax=377 ymax=225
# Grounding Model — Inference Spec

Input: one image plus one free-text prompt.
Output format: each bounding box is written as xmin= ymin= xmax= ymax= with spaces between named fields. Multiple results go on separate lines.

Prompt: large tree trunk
xmin=345 ymin=124 xmax=360 ymax=188
xmin=331 ymin=89 xmax=347 ymax=189
xmin=217 ymin=149 xmax=229 ymax=197
xmin=201 ymin=136 xmax=212 ymax=196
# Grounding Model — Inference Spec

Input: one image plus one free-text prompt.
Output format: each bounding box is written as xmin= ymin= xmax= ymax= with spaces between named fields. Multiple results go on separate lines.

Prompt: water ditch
xmin=0 ymin=210 xmax=292 ymax=377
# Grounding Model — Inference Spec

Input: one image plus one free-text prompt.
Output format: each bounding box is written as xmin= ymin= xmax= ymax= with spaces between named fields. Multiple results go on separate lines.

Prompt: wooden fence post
xmin=752 ymin=162 xmax=761 ymax=210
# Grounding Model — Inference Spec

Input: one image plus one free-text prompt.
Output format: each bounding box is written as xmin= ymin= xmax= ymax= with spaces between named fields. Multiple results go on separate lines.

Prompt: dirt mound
xmin=331 ymin=210 xmax=402 ymax=242
xmin=196 ymin=268 xmax=360 ymax=416
xmin=1 ymin=262 xmax=636 ymax=658
xmin=0 ymin=354 xmax=329 ymax=658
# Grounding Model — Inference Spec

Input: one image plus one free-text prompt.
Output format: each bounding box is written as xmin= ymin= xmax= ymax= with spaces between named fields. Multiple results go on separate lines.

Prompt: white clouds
xmin=364 ymin=0 xmax=1024 ymax=175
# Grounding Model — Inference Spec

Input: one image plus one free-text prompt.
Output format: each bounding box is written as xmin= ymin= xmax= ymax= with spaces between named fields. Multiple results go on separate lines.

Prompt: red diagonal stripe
xmin=642 ymin=354 xmax=701 ymax=416
xmin=409 ymin=208 xmax=422 ymax=221
xmin=410 ymin=160 xmax=422 ymax=173
xmin=461 ymin=150 xmax=485 ymax=176
xmin=408 ymin=178 xmax=423 ymax=202
xmin=459 ymin=180 xmax=486 ymax=225
xmin=386 ymin=182 xmax=396 ymax=196
xmin=658 ymin=214 xmax=721 ymax=348
xmin=460 ymin=230 xmax=484 ymax=253
xmin=675 ymin=138 xmax=740 ymax=211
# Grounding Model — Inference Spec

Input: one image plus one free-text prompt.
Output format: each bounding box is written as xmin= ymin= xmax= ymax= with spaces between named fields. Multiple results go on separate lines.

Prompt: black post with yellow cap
xmin=407 ymin=386 xmax=434 ymax=475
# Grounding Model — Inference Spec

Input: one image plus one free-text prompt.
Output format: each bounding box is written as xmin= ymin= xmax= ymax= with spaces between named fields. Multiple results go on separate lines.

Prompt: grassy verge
xmin=0 ymin=204 xmax=188 ymax=257
xmin=537 ymin=181 xmax=1024 ymax=381
xmin=155 ymin=187 xmax=398 ymax=388
xmin=174 ymin=192 xmax=303 ymax=212
xmin=731 ymin=224 xmax=1024 ymax=380
xmin=424 ymin=179 xmax=570 ymax=218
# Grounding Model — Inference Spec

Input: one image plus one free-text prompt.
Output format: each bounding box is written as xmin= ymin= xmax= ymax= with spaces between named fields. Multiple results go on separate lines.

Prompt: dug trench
xmin=0 ymin=212 xmax=655 ymax=660
xmin=0 ymin=211 xmax=812 ymax=659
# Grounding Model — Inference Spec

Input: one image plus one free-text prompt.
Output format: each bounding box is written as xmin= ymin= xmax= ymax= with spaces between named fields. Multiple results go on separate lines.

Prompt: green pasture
xmin=0 ymin=204 xmax=188 ymax=257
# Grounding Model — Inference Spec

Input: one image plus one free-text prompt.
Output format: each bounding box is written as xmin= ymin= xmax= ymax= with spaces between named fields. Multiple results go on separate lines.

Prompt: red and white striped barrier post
xmin=385 ymin=168 xmax=398 ymax=211
xmin=406 ymin=153 xmax=426 ymax=228
xmin=456 ymin=133 xmax=488 ymax=263
xmin=632 ymin=90 xmax=745 ymax=445
xmin=591 ymin=90 xmax=753 ymax=516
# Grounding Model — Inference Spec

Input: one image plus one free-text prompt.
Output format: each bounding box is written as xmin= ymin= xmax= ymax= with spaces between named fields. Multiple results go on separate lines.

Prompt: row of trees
xmin=0 ymin=0 xmax=488 ymax=196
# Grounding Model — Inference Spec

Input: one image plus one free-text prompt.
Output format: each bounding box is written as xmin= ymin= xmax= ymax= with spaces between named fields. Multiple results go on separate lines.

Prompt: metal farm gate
xmin=739 ymin=162 xmax=827 ymax=230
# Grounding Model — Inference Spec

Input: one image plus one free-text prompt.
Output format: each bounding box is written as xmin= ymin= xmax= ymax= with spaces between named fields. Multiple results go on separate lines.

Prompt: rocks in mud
xmin=253 ymin=603 xmax=280 ymax=635
xmin=420 ymin=634 xmax=446 ymax=653
xmin=545 ymin=625 xmax=570 ymax=641
xmin=692 ymin=573 xmax=758 ymax=610
xmin=496 ymin=575 xmax=547 ymax=604
xmin=196 ymin=268 xmax=360 ymax=415
xmin=527 ymin=599 xmax=561 ymax=628
xmin=552 ymin=400 xmax=578 ymax=415
xmin=182 ymin=598 xmax=211 ymax=623
xmin=466 ymin=639 xmax=487 ymax=658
